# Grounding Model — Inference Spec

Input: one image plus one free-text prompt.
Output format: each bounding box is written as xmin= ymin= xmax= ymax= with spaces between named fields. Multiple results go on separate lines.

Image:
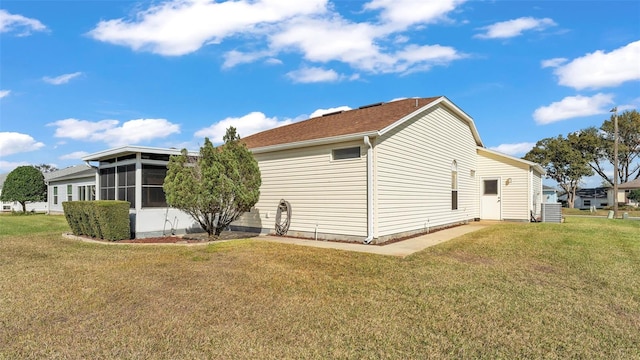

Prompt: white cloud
xmin=286 ymin=66 xmax=342 ymax=83
xmin=49 ymin=118 xmax=119 ymax=139
xmin=0 ymin=90 xmax=10 ymax=99
xmin=475 ymin=17 xmax=556 ymax=39
xmin=0 ymin=132 xmax=45 ymax=157
xmin=272 ymin=17 xmax=465 ymax=74
xmin=49 ymin=118 xmax=180 ymax=146
xmin=0 ymin=160 xmax=30 ymax=173
xmin=489 ymin=142 xmax=535 ymax=156
xmin=271 ymin=17 xmax=384 ymax=70
xmin=393 ymin=35 xmax=409 ymax=44
xmin=533 ymin=93 xmax=614 ymax=124
xmin=309 ymin=106 xmax=352 ymax=118
xmin=195 ymin=112 xmax=294 ymax=144
xmin=0 ymin=9 xmax=47 ymax=36
xmin=617 ymin=97 xmax=640 ymax=111
xmin=264 ymin=58 xmax=283 ymax=65
xmin=43 ymin=72 xmax=83 ymax=85
xmin=364 ymin=0 xmax=465 ymax=30
xmin=541 ymin=57 xmax=567 ymax=68
xmin=88 ymin=0 xmax=467 ymax=76
xmin=59 ymin=151 xmax=90 ymax=160
xmin=552 ymin=40 xmax=640 ymax=90
xmin=88 ymin=0 xmax=328 ymax=56
xmin=222 ymin=50 xmax=275 ymax=68
xmin=392 ymin=44 xmax=464 ymax=73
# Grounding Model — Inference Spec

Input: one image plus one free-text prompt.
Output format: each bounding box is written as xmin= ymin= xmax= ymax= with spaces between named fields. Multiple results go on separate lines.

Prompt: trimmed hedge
xmin=63 ymin=201 xmax=131 ymax=241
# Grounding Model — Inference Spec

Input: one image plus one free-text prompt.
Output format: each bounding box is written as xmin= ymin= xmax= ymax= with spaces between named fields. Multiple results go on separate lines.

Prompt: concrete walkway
xmin=259 ymin=222 xmax=488 ymax=257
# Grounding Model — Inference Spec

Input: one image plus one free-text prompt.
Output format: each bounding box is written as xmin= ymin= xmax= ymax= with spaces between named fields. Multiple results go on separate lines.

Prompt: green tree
xmin=0 ymin=166 xmax=47 ymax=213
xmin=628 ymin=189 xmax=640 ymax=203
xmin=34 ymin=164 xmax=58 ymax=174
xmin=574 ymin=110 xmax=640 ymax=186
xmin=524 ymin=135 xmax=593 ymax=208
xmin=164 ymin=127 xmax=262 ymax=236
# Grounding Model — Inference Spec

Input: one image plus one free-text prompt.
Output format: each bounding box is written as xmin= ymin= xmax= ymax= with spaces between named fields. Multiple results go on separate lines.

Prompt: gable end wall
xmin=375 ymin=105 xmax=479 ymax=238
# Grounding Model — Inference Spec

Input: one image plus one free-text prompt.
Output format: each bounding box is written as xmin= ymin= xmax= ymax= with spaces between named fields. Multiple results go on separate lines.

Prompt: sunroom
xmin=83 ymin=146 xmax=201 ymax=238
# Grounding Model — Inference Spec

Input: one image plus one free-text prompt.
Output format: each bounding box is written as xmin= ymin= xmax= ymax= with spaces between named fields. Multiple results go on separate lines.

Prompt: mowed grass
xmin=0 ymin=213 xmax=70 ymax=236
xmin=0 ymin=216 xmax=638 ymax=359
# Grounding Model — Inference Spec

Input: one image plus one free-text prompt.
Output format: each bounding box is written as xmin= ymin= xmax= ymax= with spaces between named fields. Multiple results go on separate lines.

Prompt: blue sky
xmin=1 ymin=0 xmax=639 ymax=187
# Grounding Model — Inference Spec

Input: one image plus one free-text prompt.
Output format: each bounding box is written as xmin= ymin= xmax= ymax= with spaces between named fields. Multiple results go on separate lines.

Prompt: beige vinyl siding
xmin=375 ymin=105 xmax=478 ymax=237
xmin=477 ymin=150 xmax=530 ymax=221
xmin=234 ymin=140 xmax=367 ymax=237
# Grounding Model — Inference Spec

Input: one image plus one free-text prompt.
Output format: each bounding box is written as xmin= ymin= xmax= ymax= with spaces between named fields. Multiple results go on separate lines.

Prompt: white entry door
xmin=481 ymin=178 xmax=501 ymax=220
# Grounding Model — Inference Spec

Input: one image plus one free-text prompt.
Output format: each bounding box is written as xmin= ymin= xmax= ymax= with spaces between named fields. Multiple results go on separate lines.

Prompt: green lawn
xmin=1 ymin=215 xmax=638 ymax=359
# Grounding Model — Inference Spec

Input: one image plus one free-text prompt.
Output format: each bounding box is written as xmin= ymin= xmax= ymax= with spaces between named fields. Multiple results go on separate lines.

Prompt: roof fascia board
xmin=83 ymin=145 xmax=197 ymax=161
xmin=250 ymin=131 xmax=379 ymax=154
xmin=478 ymin=147 xmax=546 ymax=175
xmin=378 ymin=96 xmax=484 ymax=146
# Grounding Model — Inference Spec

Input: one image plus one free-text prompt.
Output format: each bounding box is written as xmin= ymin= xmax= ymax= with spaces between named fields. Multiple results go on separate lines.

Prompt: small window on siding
xmin=332 ymin=147 xmax=360 ymax=160
xmin=67 ymin=185 xmax=73 ymax=202
xmin=451 ymin=161 xmax=458 ymax=210
xmin=53 ymin=186 xmax=58 ymax=205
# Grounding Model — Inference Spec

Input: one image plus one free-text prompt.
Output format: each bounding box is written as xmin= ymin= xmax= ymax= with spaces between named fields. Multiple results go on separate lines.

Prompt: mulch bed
xmin=117 ymin=237 xmax=202 ymax=244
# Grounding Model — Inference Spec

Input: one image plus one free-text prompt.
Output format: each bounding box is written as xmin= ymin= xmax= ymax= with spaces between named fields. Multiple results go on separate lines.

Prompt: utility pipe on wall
xmin=363 ymin=136 xmax=374 ymax=244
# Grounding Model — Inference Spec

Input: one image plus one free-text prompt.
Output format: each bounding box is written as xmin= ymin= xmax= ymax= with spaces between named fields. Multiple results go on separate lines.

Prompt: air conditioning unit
xmin=541 ymin=203 xmax=562 ymax=223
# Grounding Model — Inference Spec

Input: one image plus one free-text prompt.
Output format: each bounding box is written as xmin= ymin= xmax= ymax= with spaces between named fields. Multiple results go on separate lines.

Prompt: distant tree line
xmin=524 ymin=110 xmax=640 ymax=208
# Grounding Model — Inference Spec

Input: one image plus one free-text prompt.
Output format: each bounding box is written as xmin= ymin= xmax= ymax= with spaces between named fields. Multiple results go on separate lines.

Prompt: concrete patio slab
xmin=258 ymin=222 xmax=489 ymax=257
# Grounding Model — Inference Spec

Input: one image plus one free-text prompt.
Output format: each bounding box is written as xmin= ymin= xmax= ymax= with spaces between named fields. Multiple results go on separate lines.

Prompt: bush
xmin=94 ymin=201 xmax=130 ymax=241
xmin=63 ymin=201 xmax=130 ymax=241
xmin=63 ymin=201 xmax=85 ymax=235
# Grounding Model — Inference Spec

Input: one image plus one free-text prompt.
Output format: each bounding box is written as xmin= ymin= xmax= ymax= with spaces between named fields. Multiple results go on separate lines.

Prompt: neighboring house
xmin=232 ymin=96 xmax=544 ymax=243
xmin=543 ymin=185 xmax=558 ymax=204
xmin=0 ymin=172 xmax=48 ymax=212
xmin=561 ymin=187 xmax=610 ymax=209
xmin=610 ymin=178 xmax=640 ymax=207
xmin=82 ymin=146 xmax=200 ymax=238
xmin=45 ymin=164 xmax=98 ymax=213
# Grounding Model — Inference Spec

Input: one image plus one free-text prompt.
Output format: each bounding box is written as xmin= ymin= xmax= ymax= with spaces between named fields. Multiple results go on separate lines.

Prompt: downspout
xmin=363 ymin=136 xmax=374 ymax=244
xmin=529 ymin=168 xmax=534 ymax=220
xmin=44 ymin=178 xmax=50 ymax=215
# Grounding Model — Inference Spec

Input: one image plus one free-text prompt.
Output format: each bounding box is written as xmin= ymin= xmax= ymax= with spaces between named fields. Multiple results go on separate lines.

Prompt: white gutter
xmin=363 ymin=135 xmax=374 ymax=244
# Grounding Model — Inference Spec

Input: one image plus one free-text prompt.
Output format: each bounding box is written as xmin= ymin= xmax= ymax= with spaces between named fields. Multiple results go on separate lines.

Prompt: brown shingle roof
xmin=241 ymin=97 xmax=442 ymax=149
xmin=619 ymin=178 xmax=640 ymax=189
